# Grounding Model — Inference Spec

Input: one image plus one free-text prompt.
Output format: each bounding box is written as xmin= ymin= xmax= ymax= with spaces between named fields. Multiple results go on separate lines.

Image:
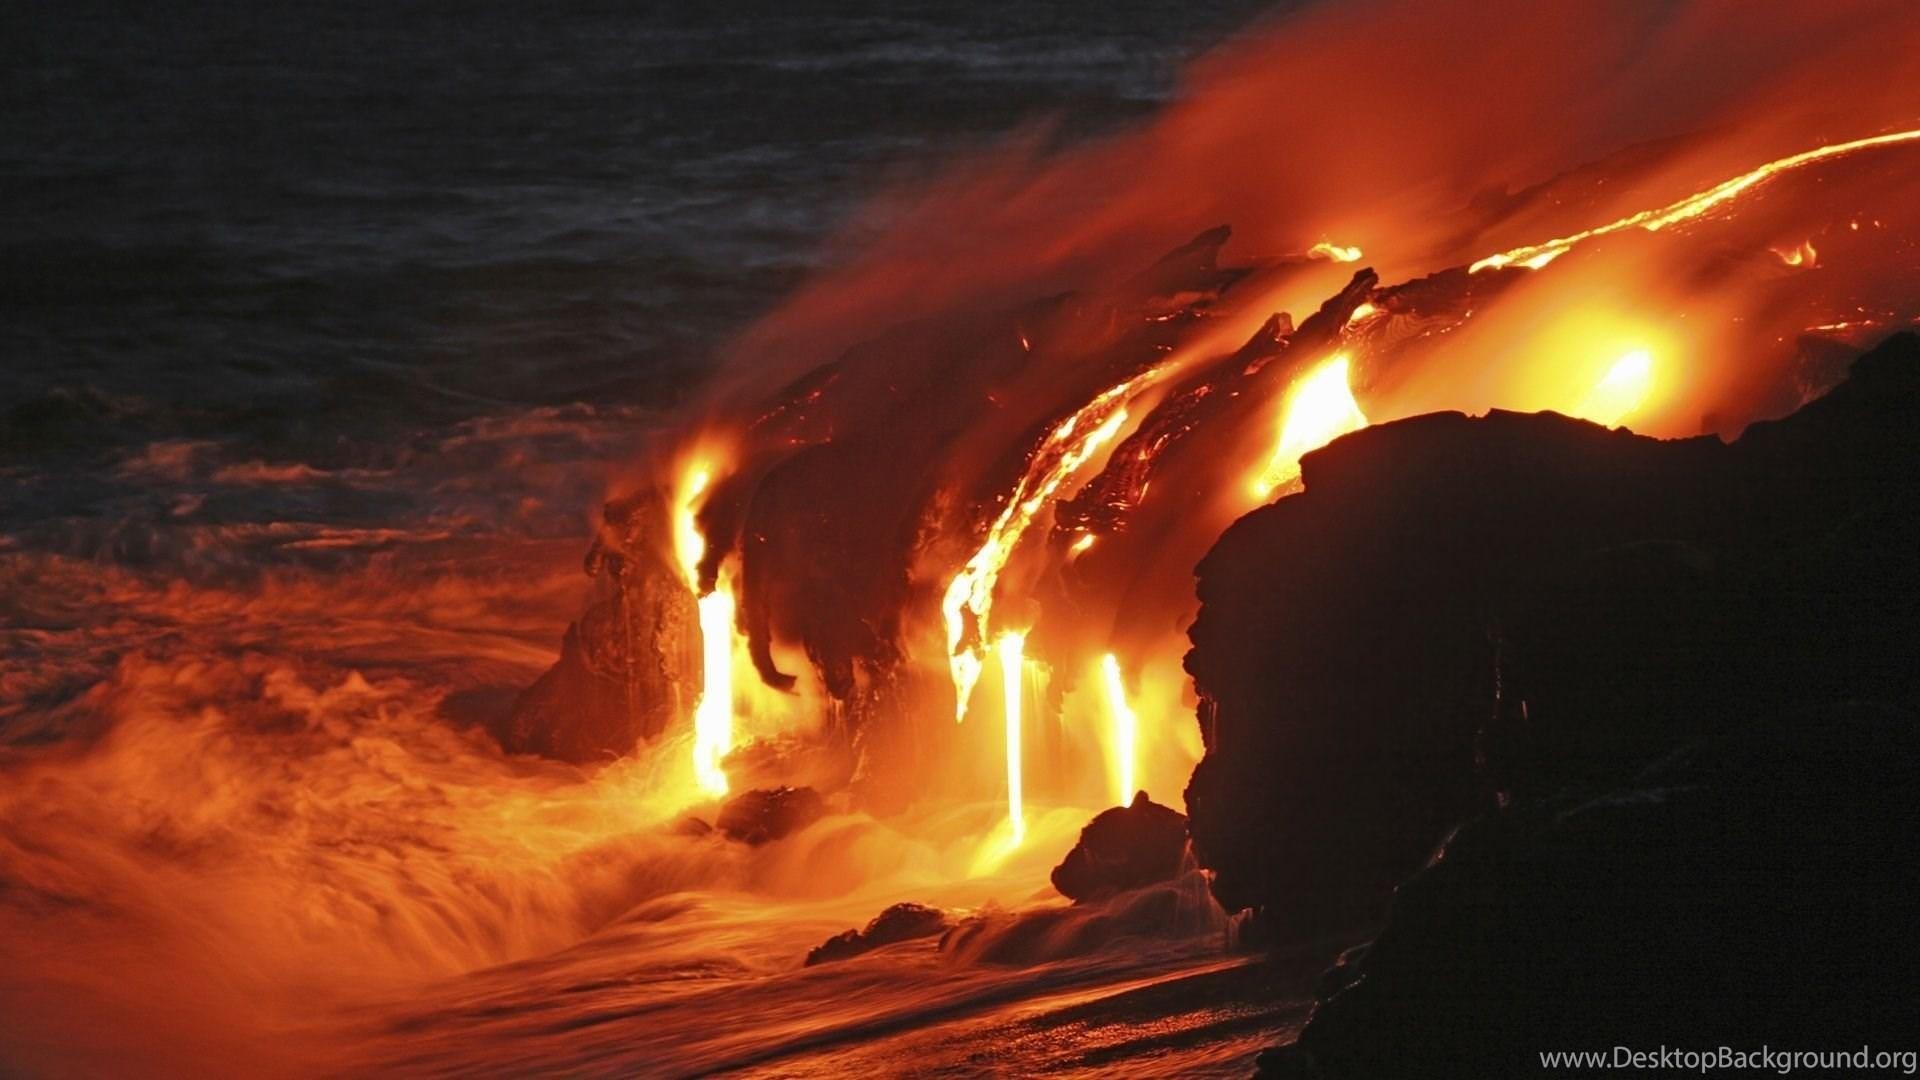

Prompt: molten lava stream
xmin=943 ymin=364 xmax=1162 ymax=725
xmin=1251 ymin=354 xmax=1369 ymax=500
xmin=1470 ymin=127 xmax=1920 ymax=273
xmin=692 ymin=589 xmax=736 ymax=796
xmin=677 ymin=458 xmax=737 ymax=797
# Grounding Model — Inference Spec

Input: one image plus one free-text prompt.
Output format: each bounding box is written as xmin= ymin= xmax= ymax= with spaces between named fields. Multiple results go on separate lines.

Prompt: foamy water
xmin=0 ymin=528 xmax=1285 ymax=1075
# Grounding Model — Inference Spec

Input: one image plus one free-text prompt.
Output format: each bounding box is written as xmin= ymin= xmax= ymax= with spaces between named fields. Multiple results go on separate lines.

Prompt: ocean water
xmin=3 ymin=0 xmax=1274 ymax=562
xmin=0 ymin=3 xmax=1299 ymax=1074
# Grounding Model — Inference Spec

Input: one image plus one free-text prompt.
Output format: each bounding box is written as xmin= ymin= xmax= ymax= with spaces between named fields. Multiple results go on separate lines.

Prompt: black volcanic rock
xmin=1050 ymin=791 xmax=1189 ymax=902
xmin=804 ymin=902 xmax=950 ymax=966
xmin=716 ymin=785 xmax=827 ymax=845
xmin=1184 ymin=333 xmax=1920 ymax=932
xmin=499 ymin=496 xmax=700 ymax=763
xmin=1257 ymin=704 xmax=1920 ymax=1079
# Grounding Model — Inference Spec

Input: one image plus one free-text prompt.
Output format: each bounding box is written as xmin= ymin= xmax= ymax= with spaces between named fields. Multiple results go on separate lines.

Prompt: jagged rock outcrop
xmin=1184 ymin=332 xmax=1920 ymax=932
xmin=497 ymin=497 xmax=699 ymax=763
xmin=1049 ymin=791 xmax=1190 ymax=903
xmin=804 ymin=902 xmax=950 ymax=966
xmin=716 ymin=785 xmax=827 ymax=845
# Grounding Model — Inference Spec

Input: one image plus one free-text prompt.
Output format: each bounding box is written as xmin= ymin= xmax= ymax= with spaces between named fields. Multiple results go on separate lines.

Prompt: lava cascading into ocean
xmin=616 ymin=117 xmax=1920 ymax=829
xmin=454 ymin=0 xmax=1920 ymax=849
xmin=676 ymin=460 xmax=736 ymax=796
xmin=691 ymin=590 xmax=736 ymax=796
xmin=941 ymin=369 xmax=1156 ymax=724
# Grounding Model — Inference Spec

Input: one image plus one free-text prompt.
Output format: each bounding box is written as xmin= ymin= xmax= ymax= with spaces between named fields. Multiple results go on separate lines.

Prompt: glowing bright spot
xmin=1099 ymin=653 xmax=1137 ymax=807
xmin=1345 ymin=302 xmax=1378 ymax=328
xmin=999 ymin=631 xmax=1027 ymax=844
xmin=1311 ymin=241 xmax=1363 ymax=263
xmin=1068 ymin=533 xmax=1097 ymax=556
xmin=1575 ymin=349 xmax=1655 ymax=428
xmin=677 ymin=460 xmax=734 ymax=797
xmin=692 ymin=589 xmax=735 ymax=797
xmin=1252 ymin=354 xmax=1369 ymax=499
xmin=674 ymin=466 xmax=712 ymax=590
xmin=1773 ymin=239 xmax=1818 ymax=268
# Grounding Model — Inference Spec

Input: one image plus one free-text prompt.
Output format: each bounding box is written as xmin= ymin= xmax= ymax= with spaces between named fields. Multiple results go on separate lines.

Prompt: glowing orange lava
xmin=673 ymin=466 xmax=712 ymax=587
xmin=1471 ymin=128 xmax=1920 ymax=273
xmin=1573 ymin=349 xmax=1656 ymax=428
xmin=1773 ymin=239 xmax=1818 ymax=268
xmin=943 ymin=372 xmax=1153 ymax=722
xmin=676 ymin=462 xmax=735 ymax=797
xmin=1311 ymin=241 xmax=1364 ymax=263
xmin=692 ymin=591 xmax=735 ymax=796
xmin=1251 ymin=354 xmax=1369 ymax=499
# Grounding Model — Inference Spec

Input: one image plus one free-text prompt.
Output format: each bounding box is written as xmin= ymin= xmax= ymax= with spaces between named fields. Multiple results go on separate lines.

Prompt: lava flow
xmin=616 ymin=115 xmax=1920 ymax=849
xmin=675 ymin=462 xmax=737 ymax=795
xmin=660 ymin=112 xmax=1913 ymax=847
xmin=941 ymin=370 xmax=1152 ymax=726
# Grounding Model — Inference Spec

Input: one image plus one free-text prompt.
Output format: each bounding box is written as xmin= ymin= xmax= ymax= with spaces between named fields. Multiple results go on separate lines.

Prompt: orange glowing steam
xmin=998 ymin=631 xmax=1028 ymax=844
xmin=1099 ymin=653 xmax=1137 ymax=806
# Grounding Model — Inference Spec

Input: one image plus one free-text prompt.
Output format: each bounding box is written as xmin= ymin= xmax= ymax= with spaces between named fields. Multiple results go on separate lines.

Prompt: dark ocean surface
xmin=4 ymin=1 xmax=1278 ymax=562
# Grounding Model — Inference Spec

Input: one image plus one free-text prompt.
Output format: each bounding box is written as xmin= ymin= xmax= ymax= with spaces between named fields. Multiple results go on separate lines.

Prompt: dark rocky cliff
xmin=1178 ymin=333 xmax=1920 ymax=1075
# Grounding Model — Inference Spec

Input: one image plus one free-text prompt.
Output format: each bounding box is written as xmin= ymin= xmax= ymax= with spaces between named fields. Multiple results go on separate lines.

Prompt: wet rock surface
xmin=716 ymin=785 xmax=827 ymax=845
xmin=941 ymin=872 xmax=1224 ymax=966
xmin=804 ymin=902 xmax=951 ymax=966
xmin=1050 ymin=792 xmax=1190 ymax=903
